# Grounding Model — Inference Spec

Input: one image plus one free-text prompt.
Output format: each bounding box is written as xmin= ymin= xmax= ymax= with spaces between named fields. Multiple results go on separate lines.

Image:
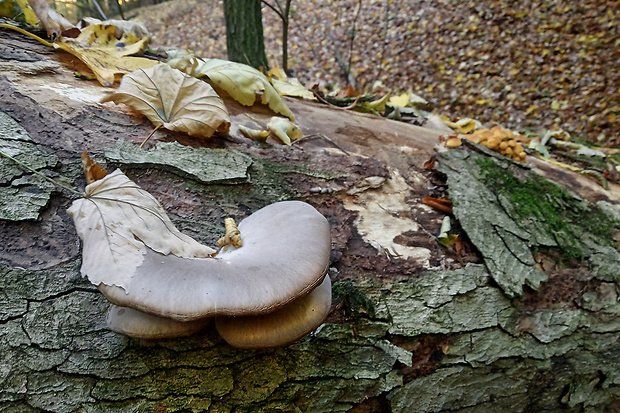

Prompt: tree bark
xmin=1 ymin=29 xmax=620 ymax=412
xmin=223 ymin=0 xmax=269 ymax=70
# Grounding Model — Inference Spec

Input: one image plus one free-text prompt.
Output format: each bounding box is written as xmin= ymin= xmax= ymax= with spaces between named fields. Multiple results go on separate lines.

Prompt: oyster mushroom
xmin=215 ymin=274 xmax=332 ymax=349
xmin=106 ymin=305 xmax=211 ymax=339
xmin=68 ymin=170 xmax=332 ymax=345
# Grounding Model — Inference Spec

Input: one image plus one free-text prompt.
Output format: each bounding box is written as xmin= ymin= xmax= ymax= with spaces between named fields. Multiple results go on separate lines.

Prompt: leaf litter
xmin=132 ymin=0 xmax=620 ymax=147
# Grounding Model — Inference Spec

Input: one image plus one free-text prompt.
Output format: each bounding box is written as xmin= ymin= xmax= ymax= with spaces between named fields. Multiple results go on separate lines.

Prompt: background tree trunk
xmin=223 ymin=0 xmax=269 ymax=70
xmin=1 ymin=30 xmax=620 ymax=412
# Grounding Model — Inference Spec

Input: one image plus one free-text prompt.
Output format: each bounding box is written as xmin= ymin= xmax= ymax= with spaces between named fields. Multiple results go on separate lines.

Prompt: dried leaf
xmin=443 ymin=117 xmax=480 ymax=134
xmin=55 ymin=24 xmax=157 ymax=86
xmin=267 ymin=66 xmax=287 ymax=80
xmin=80 ymin=17 xmax=149 ymax=40
xmin=422 ymin=197 xmax=453 ymax=214
xmin=81 ymin=150 xmax=108 ymax=184
xmin=270 ymin=76 xmax=316 ymax=100
xmin=238 ymin=125 xmax=269 ymax=142
xmin=267 ymin=117 xmax=303 ymax=145
xmin=27 ymin=0 xmax=75 ymax=38
xmin=101 ymin=64 xmax=230 ymax=138
xmin=437 ymin=216 xmax=458 ymax=247
xmin=388 ymin=92 xmax=411 ymax=107
xmin=67 ymin=169 xmax=215 ymax=291
xmin=167 ymin=50 xmax=295 ymax=120
xmin=335 ymin=85 xmax=359 ymax=98
xmin=361 ymin=93 xmax=390 ymax=112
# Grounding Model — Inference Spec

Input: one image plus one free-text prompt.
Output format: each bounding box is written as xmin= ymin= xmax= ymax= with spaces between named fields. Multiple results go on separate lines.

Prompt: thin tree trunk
xmin=223 ymin=0 xmax=269 ymax=70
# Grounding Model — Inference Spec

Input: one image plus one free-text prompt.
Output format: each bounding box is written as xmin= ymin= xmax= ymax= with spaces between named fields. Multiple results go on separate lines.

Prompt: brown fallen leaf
xmin=335 ymin=85 xmax=359 ymax=98
xmin=81 ymin=150 xmax=108 ymax=185
xmin=422 ymin=156 xmax=436 ymax=170
xmin=422 ymin=197 xmax=453 ymax=214
xmin=101 ymin=63 xmax=230 ymax=143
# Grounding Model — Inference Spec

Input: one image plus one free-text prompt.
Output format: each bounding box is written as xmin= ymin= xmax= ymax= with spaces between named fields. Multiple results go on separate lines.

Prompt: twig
xmin=312 ymin=90 xmax=360 ymax=109
xmin=262 ymin=0 xmax=292 ymax=72
xmin=346 ymin=0 xmax=363 ymax=85
xmin=296 ymin=133 xmax=350 ymax=156
xmin=115 ymin=0 xmax=125 ymax=20
xmin=90 ymin=0 xmax=107 ymax=20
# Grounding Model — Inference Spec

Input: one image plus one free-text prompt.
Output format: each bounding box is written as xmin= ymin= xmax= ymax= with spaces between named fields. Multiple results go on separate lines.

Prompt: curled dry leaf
xmin=167 ymin=50 xmax=295 ymax=121
xmin=238 ymin=125 xmax=269 ymax=142
xmin=27 ymin=0 xmax=75 ymax=39
xmin=267 ymin=117 xmax=303 ymax=146
xmin=67 ymin=169 xmax=216 ymax=291
xmin=422 ymin=197 xmax=453 ymax=214
xmin=101 ymin=64 xmax=231 ymax=138
xmin=55 ymin=24 xmax=157 ymax=86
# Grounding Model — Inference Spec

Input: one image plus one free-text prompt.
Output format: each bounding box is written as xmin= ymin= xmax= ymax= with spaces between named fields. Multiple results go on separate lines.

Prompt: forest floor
xmin=131 ymin=0 xmax=619 ymax=146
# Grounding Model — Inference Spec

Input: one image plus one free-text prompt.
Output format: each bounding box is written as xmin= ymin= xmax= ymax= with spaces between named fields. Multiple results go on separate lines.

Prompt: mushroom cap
xmin=215 ymin=275 xmax=332 ymax=349
xmin=97 ymin=200 xmax=331 ymax=321
xmin=106 ymin=304 xmax=211 ymax=339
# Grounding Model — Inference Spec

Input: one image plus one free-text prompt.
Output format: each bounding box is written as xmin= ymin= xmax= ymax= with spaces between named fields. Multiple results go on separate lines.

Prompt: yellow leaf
xmin=55 ymin=24 xmax=157 ymax=86
xmin=238 ymin=124 xmax=270 ymax=142
xmin=388 ymin=92 xmax=410 ymax=107
xmin=475 ymin=99 xmax=487 ymax=105
xmin=167 ymin=50 xmax=295 ymax=121
xmin=267 ymin=117 xmax=303 ymax=145
xmin=80 ymin=17 xmax=149 ymax=39
xmin=13 ymin=0 xmax=38 ymax=26
xmin=100 ymin=64 xmax=230 ymax=139
xmin=267 ymin=66 xmax=287 ymax=81
xmin=270 ymin=75 xmax=316 ymax=100
xmin=362 ymin=93 xmax=390 ymax=111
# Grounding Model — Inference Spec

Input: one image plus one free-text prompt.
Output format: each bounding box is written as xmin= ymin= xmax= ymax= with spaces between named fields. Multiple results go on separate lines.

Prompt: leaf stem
xmin=0 ymin=23 xmax=54 ymax=48
xmin=140 ymin=125 xmax=163 ymax=148
xmin=0 ymin=149 xmax=84 ymax=198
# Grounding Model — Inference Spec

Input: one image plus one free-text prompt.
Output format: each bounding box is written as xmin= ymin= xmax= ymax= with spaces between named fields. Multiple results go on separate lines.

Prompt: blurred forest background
xmin=54 ymin=0 xmax=619 ymax=146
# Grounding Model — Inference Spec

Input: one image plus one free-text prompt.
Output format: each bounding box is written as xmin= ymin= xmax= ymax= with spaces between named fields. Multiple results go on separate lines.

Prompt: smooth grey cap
xmin=97 ymin=200 xmax=331 ymax=321
xmin=106 ymin=304 xmax=211 ymax=339
xmin=215 ymin=275 xmax=332 ymax=349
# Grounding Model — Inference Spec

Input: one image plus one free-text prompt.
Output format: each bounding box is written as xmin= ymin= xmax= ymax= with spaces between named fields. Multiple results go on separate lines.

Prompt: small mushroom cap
xmin=106 ymin=304 xmax=211 ymax=339
xmin=215 ymin=275 xmax=332 ymax=349
xmin=97 ymin=200 xmax=331 ymax=321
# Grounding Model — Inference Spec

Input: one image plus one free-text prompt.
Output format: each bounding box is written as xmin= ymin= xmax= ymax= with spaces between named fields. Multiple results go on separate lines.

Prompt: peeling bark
xmin=1 ymin=30 xmax=619 ymax=412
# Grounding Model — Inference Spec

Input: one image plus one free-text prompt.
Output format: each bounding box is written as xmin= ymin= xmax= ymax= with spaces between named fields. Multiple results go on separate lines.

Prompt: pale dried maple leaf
xmin=101 ymin=63 xmax=231 ymax=139
xmin=67 ymin=169 xmax=216 ymax=291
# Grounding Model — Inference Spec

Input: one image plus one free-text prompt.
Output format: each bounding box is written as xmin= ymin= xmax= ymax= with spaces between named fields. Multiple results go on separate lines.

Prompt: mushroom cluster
xmin=442 ymin=126 xmax=527 ymax=162
xmin=68 ymin=170 xmax=332 ymax=348
xmin=465 ymin=127 xmax=527 ymax=162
